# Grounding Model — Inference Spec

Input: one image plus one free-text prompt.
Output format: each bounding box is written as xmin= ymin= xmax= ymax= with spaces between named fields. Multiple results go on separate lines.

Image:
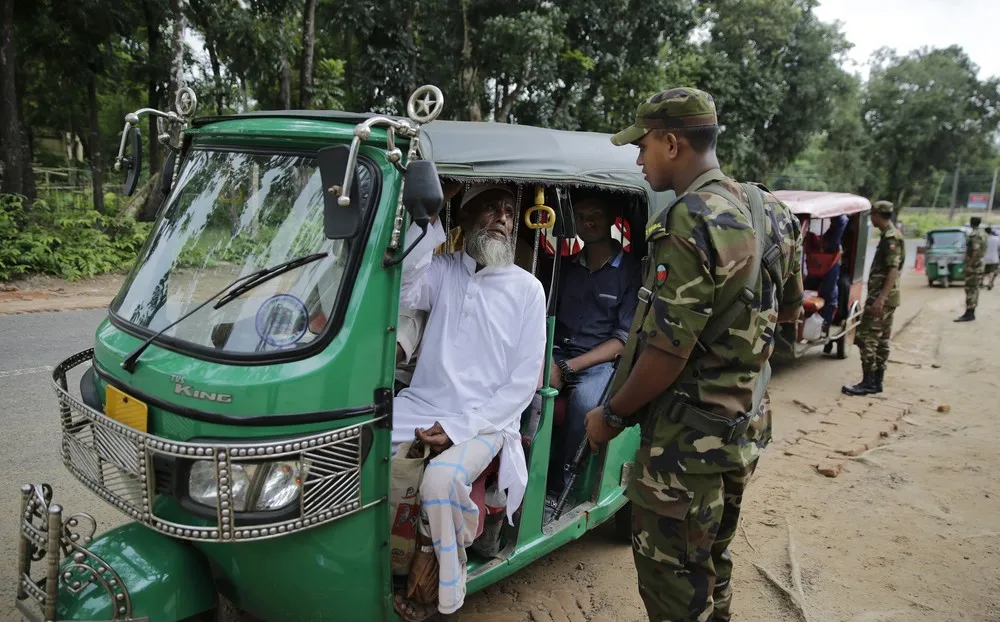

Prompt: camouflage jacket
xmin=965 ymin=229 xmax=987 ymax=273
xmin=627 ymin=169 xmax=803 ymax=514
xmin=867 ymin=225 xmax=904 ymax=307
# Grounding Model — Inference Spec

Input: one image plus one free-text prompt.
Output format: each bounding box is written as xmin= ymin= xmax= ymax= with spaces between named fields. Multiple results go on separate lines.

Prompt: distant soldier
xmin=985 ymin=226 xmax=999 ymax=290
xmin=588 ymin=87 xmax=803 ymax=621
xmin=955 ymin=216 xmax=987 ymax=322
xmin=843 ymin=200 xmax=904 ymax=396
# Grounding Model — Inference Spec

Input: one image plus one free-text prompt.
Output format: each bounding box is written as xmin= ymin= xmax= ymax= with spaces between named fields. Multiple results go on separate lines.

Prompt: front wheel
xmin=940 ymin=277 xmax=949 ymax=288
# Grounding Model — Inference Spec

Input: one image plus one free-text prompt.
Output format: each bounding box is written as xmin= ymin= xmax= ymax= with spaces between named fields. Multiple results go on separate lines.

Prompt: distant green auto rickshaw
xmin=925 ymin=226 xmax=971 ymax=287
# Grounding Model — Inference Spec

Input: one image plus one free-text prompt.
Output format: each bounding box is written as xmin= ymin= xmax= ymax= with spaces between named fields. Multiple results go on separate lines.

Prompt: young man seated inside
xmin=392 ymin=184 xmax=547 ymax=621
xmin=544 ymin=191 xmax=641 ymax=521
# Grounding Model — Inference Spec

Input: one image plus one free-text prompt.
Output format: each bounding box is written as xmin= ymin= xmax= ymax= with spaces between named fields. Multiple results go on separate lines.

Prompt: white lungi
xmin=403 ymin=432 xmax=502 ymax=614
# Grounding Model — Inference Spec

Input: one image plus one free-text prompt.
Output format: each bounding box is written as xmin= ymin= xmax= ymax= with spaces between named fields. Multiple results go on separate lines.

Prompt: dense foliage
xmin=0 ymin=0 xmax=998 ymax=279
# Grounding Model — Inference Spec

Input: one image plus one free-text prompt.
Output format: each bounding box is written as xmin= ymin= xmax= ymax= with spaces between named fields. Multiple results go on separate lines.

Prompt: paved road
xmin=0 ymin=310 xmax=124 ymax=621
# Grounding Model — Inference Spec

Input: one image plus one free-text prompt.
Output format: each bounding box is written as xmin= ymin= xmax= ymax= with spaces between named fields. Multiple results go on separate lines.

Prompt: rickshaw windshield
xmin=928 ymin=231 xmax=965 ymax=248
xmin=112 ymin=148 xmax=371 ymax=355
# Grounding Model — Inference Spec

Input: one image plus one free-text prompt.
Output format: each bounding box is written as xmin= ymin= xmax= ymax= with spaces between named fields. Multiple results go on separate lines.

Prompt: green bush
xmin=0 ymin=192 xmax=152 ymax=281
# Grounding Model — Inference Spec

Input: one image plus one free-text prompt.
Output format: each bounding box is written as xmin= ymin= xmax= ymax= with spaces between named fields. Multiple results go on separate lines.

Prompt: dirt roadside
xmin=0 ymin=273 xmax=124 ymax=315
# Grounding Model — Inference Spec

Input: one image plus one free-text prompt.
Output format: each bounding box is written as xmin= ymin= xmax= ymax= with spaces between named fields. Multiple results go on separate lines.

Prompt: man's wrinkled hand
xmin=584 ymin=406 xmax=621 ymax=453
xmin=416 ymin=422 xmax=452 ymax=454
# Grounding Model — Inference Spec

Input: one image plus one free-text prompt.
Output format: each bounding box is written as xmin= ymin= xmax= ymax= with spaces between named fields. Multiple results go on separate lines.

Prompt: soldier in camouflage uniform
xmin=842 ymin=201 xmax=904 ymax=396
xmin=584 ymin=88 xmax=803 ymax=621
xmin=955 ymin=216 xmax=987 ymax=322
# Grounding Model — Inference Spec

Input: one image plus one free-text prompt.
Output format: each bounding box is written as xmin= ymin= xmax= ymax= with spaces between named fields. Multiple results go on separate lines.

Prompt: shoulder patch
xmin=656 ymin=264 xmax=669 ymax=285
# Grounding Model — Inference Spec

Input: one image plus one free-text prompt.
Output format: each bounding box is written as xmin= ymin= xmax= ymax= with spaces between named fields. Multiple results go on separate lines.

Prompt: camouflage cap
xmin=611 ymin=87 xmax=718 ymax=146
xmin=872 ymin=200 xmax=894 ymax=215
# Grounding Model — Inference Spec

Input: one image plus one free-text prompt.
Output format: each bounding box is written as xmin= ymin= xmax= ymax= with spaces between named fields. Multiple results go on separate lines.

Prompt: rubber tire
xmin=612 ymin=501 xmax=633 ymax=543
xmin=941 ymin=277 xmax=949 ymax=288
xmin=928 ymin=277 xmax=935 ymax=287
xmin=836 ymin=332 xmax=849 ymax=359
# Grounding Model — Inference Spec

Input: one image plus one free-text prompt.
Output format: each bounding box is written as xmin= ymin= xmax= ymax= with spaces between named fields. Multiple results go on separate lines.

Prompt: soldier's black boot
xmin=954 ymin=309 xmax=976 ymax=322
xmin=842 ymin=371 xmax=875 ymax=396
xmin=869 ymin=369 xmax=884 ymax=394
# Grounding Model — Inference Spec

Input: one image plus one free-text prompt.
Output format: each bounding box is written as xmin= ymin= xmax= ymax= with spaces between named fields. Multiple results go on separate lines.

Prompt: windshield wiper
xmin=121 ymin=252 xmax=328 ymax=373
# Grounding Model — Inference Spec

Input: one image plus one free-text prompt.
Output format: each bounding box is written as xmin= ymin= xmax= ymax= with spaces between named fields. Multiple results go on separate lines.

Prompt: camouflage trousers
xmin=631 ymin=462 xmax=758 ymax=622
xmin=856 ymin=302 xmax=897 ymax=374
xmin=965 ymin=270 xmax=983 ymax=310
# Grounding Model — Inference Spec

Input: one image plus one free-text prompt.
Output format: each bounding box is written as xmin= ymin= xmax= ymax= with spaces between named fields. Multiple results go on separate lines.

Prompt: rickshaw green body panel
xmin=925 ymin=226 xmax=969 ymax=286
xmin=55 ymin=523 xmax=215 ymax=621
xmin=25 ymin=111 xmax=673 ymax=621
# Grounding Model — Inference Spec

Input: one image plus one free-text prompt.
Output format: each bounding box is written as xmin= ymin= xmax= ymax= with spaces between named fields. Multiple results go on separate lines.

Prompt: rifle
xmin=552 ymin=354 xmax=621 ymax=521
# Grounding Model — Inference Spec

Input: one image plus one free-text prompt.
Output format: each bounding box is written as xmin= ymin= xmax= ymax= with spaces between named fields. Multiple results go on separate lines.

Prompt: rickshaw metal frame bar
xmin=49 ymin=350 xmax=382 ymax=545
xmin=15 ymin=484 xmax=147 ymax=622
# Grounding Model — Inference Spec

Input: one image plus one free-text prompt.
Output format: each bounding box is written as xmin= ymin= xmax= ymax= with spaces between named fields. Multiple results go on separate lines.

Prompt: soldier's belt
xmin=651 ymin=396 xmax=753 ymax=443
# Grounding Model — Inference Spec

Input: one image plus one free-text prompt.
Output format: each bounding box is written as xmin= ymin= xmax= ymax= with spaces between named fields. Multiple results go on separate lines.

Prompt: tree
xmin=299 ymin=0 xmax=316 ymax=108
xmin=812 ymin=75 xmax=875 ymax=194
xmin=0 ymin=0 xmax=30 ymax=197
xmin=863 ymin=46 xmax=1000 ymax=207
xmin=691 ymin=0 xmax=851 ymax=180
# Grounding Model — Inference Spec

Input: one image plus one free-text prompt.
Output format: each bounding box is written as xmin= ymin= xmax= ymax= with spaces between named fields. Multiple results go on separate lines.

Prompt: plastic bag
xmin=389 ymin=440 xmax=431 ymax=576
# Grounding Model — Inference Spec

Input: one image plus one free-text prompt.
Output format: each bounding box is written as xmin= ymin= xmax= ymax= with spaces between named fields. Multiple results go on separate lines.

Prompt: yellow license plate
xmin=105 ymin=385 xmax=148 ymax=432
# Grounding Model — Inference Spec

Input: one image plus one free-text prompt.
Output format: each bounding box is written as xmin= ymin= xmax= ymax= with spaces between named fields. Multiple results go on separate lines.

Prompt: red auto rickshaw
xmin=772 ymin=190 xmax=872 ymax=359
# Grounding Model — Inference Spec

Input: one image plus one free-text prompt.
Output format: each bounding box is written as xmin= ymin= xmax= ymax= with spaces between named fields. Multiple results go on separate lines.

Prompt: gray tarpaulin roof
xmin=419 ymin=121 xmax=676 ymax=219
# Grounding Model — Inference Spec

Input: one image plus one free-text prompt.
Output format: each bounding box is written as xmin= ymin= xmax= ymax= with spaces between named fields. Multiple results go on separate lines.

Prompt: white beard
xmin=465 ymin=225 xmax=515 ymax=267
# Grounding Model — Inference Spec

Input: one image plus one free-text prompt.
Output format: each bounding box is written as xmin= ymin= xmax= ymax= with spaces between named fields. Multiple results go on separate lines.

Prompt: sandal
xmin=393 ymin=593 xmax=440 ymax=622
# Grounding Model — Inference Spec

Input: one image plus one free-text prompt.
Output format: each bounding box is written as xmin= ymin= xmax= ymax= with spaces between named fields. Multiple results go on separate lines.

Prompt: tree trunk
xmin=459 ymin=0 xmax=482 ymax=121
xmin=207 ymin=40 xmax=223 ymax=114
xmin=87 ymin=72 xmax=105 ymax=214
xmin=298 ymin=0 xmax=316 ymax=109
xmin=143 ymin=0 xmax=162 ymax=174
xmin=280 ymin=56 xmax=292 ymax=110
xmin=401 ymin=0 xmax=418 ymax=104
xmin=167 ymin=0 xmax=184 ymax=99
xmin=0 ymin=0 xmax=27 ymax=196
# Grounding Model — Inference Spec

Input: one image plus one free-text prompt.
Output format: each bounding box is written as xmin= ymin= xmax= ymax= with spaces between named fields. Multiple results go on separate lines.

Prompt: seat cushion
xmin=469 ymin=435 xmax=530 ymax=539
xmin=802 ymin=289 xmax=825 ymax=315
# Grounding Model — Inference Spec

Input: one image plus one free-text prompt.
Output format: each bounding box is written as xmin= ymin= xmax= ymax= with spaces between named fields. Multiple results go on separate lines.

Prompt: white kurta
xmin=392 ymin=220 xmax=547 ymax=520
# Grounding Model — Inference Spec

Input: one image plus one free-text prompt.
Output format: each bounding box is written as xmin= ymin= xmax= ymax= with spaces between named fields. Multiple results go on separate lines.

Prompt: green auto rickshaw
xmin=925 ymin=226 xmax=971 ymax=287
xmin=15 ymin=85 xmax=674 ymax=622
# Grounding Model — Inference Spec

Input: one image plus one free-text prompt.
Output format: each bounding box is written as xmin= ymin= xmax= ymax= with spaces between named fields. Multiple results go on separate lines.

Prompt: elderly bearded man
xmin=392 ymin=185 xmax=547 ymax=621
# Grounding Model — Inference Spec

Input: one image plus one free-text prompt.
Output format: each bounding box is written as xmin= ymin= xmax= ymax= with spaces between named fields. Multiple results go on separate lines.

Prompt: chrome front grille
xmin=51 ymin=349 xmax=381 ymax=543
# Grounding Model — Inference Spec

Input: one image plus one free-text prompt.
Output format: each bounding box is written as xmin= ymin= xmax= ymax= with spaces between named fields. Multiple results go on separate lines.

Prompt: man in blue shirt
xmin=546 ymin=193 xmax=641 ymax=512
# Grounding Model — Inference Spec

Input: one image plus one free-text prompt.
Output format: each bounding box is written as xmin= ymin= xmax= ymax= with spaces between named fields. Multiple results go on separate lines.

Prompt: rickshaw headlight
xmin=187 ymin=460 xmax=302 ymax=512
xmin=255 ymin=461 xmax=302 ymax=511
xmin=188 ymin=461 xmax=253 ymax=511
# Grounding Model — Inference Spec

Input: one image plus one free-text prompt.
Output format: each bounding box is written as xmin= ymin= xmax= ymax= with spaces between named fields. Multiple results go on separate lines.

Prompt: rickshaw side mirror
xmin=402 ymin=160 xmax=444 ymax=231
xmin=122 ymin=126 xmax=142 ymax=196
xmin=552 ymin=187 xmax=577 ymax=240
xmin=318 ymin=145 xmax=361 ymax=239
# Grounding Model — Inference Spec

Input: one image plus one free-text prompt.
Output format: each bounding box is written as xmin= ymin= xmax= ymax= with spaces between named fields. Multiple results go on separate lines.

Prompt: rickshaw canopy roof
xmin=418 ymin=121 xmax=676 ymax=217
xmin=772 ymin=190 xmax=872 ymax=219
